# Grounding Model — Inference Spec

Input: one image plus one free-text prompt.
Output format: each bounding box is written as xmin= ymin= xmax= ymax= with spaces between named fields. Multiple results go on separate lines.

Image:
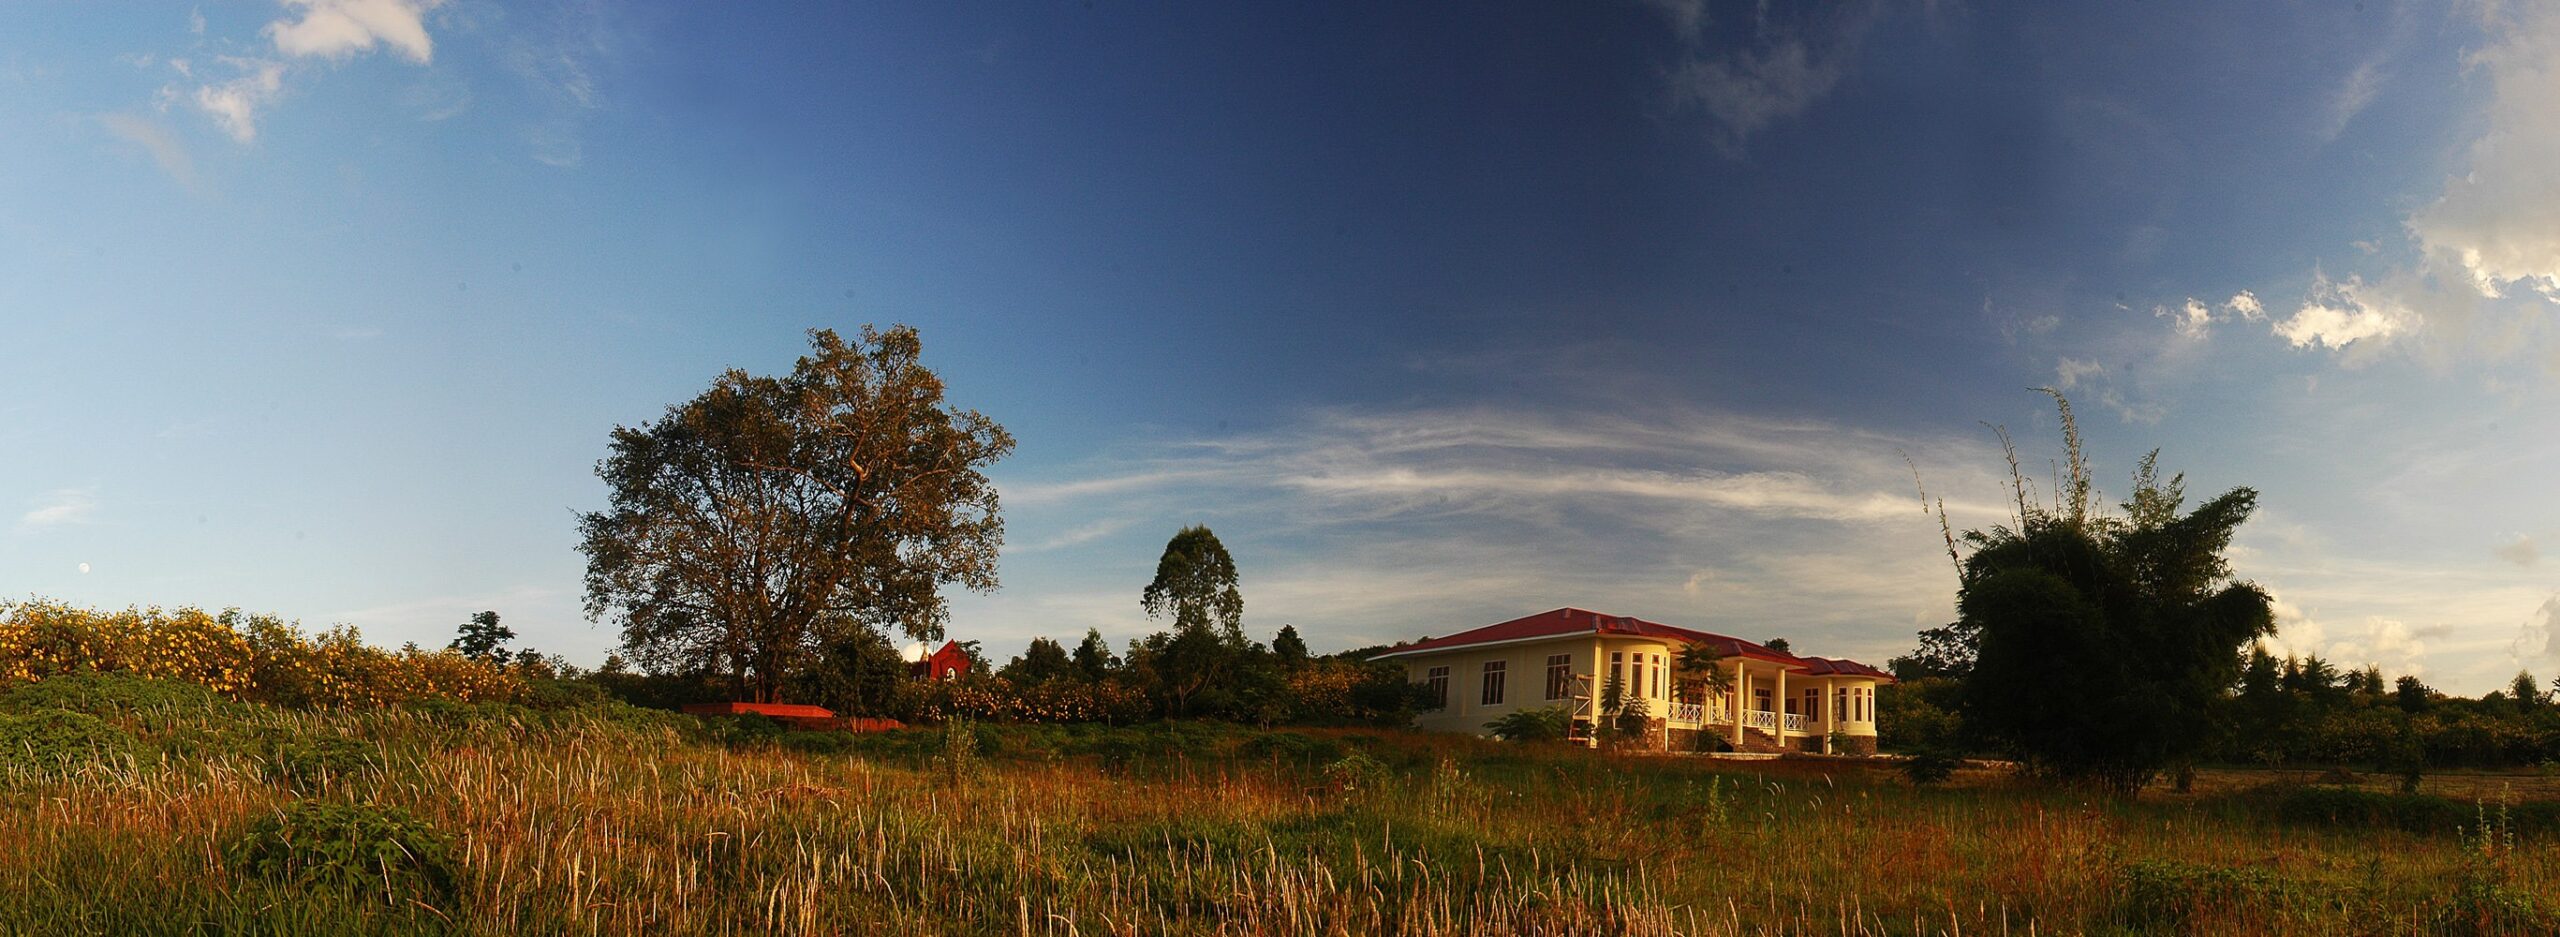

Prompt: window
xmin=1425 ymin=666 xmax=1449 ymax=708
xmin=1836 ymin=688 xmax=1849 ymax=722
xmin=1754 ymin=687 xmax=1772 ymax=713
xmin=1545 ymin=654 xmax=1572 ymax=701
xmin=1804 ymin=688 xmax=1822 ymax=720
xmin=1481 ymin=661 xmax=1507 ymax=706
xmin=1609 ymin=652 xmax=1623 ymax=695
xmin=1631 ymin=657 xmax=1647 ymax=700
xmin=1652 ymin=655 xmax=1666 ymax=699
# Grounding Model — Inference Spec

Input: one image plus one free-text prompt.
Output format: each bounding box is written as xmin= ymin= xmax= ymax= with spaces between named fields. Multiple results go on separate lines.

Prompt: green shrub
xmin=226 ymin=801 xmax=456 ymax=906
xmin=0 ymin=709 xmax=137 ymax=778
xmin=2116 ymin=859 xmax=2286 ymax=930
xmin=1320 ymin=752 xmax=1390 ymax=792
xmin=1901 ymin=748 xmax=1961 ymax=786
xmin=1484 ymin=706 xmax=1572 ymax=743
xmin=264 ymin=734 xmax=381 ymax=793
xmin=2 ymin=672 xmax=235 ymax=717
xmin=1235 ymin=730 xmax=1346 ymax=764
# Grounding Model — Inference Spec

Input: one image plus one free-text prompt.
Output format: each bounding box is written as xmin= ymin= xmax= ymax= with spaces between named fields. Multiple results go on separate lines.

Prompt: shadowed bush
xmin=0 ymin=709 xmax=136 ymax=779
xmin=227 ymin=801 xmax=456 ymax=907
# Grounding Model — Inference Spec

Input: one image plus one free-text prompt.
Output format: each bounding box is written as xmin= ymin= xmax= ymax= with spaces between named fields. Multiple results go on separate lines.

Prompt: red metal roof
xmin=1369 ymin=607 xmax=1891 ymax=681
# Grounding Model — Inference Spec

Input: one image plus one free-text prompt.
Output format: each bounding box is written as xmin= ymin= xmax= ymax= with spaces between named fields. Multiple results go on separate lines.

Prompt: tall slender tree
xmin=1140 ymin=526 xmax=1244 ymax=640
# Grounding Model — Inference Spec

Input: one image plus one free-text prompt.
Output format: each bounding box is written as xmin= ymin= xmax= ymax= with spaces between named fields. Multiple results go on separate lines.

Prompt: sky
xmin=7 ymin=1 xmax=2560 ymax=694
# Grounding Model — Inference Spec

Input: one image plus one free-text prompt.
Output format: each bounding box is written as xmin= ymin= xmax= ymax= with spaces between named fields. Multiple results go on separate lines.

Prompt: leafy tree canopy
xmin=1949 ymin=391 xmax=2274 ymax=794
xmin=448 ymin=611 xmax=514 ymax=664
xmin=1140 ymin=525 xmax=1244 ymax=640
xmin=578 ymin=325 xmax=1013 ymax=702
xmin=1272 ymin=624 xmax=1309 ymax=666
xmin=1000 ymin=637 xmax=1074 ymax=685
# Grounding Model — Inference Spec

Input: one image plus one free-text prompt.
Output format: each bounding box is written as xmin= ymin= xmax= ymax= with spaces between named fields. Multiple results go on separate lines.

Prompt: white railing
xmin=1782 ymin=713 xmax=1807 ymax=733
xmin=1668 ymin=702 xmax=1704 ymax=725
xmin=1742 ymin=710 xmax=1777 ymax=731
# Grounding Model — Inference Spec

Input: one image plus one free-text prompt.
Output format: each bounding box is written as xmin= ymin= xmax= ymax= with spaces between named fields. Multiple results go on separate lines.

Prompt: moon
xmin=76 ymin=563 xmax=90 ymax=574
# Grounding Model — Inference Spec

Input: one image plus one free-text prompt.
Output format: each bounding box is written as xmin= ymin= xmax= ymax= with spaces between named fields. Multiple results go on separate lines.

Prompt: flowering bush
xmin=0 ymin=600 xmax=523 ymax=709
xmin=918 ymin=677 xmax=1150 ymax=725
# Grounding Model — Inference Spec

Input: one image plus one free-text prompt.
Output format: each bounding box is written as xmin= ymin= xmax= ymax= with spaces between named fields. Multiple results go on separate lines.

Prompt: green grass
xmin=0 ymin=679 xmax=2552 ymax=935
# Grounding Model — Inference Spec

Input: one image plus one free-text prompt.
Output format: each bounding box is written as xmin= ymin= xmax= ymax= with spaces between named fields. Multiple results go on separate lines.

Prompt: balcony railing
xmin=1741 ymin=710 xmax=1777 ymax=731
xmin=1782 ymin=712 xmax=1808 ymax=733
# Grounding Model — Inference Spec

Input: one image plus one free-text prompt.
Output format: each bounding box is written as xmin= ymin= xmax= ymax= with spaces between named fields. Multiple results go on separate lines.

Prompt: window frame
xmin=1480 ymin=660 xmax=1507 ymax=707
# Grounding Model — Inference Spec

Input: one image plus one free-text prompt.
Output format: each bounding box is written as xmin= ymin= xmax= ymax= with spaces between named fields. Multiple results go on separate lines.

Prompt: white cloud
xmin=2321 ymin=59 xmax=2387 ymax=142
xmin=2154 ymin=292 xmax=2267 ymax=341
xmin=960 ymin=403 xmax=2018 ymax=663
xmin=1655 ymin=4 xmax=1879 ymax=155
xmin=1019 ymin=518 xmax=1136 ymax=553
xmin=2158 ymin=298 xmax=2215 ymax=340
xmin=19 ymin=488 xmax=97 ymax=531
xmin=2330 ymin=617 xmax=2430 ymax=676
xmin=2053 ymin=357 xmax=2104 ymax=391
xmin=175 ymin=0 xmax=442 ymax=145
xmin=97 ymin=113 xmax=195 ymax=186
xmin=2405 ymin=4 xmax=2560 ymax=302
xmin=191 ymin=57 xmax=285 ymax=142
xmin=2510 ymin=593 xmax=2560 ymax=664
xmin=2226 ymin=290 xmax=2265 ymax=321
xmin=2273 ymin=272 xmax=2415 ymax=350
xmin=2263 ymin=594 xmax=2327 ymax=660
xmin=2497 ymin=533 xmax=2539 ymax=567
xmin=266 ymin=0 xmax=443 ymax=64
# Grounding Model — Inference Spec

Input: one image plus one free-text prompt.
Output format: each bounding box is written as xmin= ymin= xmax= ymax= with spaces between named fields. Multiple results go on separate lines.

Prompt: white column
xmin=1773 ymin=667 xmax=1787 ymax=745
xmin=1821 ymin=678 xmax=1837 ymax=754
xmin=1730 ymin=663 xmax=1747 ymax=749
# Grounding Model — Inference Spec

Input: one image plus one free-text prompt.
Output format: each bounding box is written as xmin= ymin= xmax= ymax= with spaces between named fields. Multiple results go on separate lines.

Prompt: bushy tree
xmin=449 ymin=611 xmax=514 ymax=664
xmin=1071 ymin=628 xmax=1118 ymax=681
xmin=1949 ymin=393 xmax=2274 ymax=794
xmin=999 ymin=637 xmax=1074 ymax=685
xmin=787 ymin=625 xmax=917 ymax=718
xmin=1272 ymin=625 xmax=1309 ymax=668
xmin=1141 ymin=526 xmax=1244 ymax=639
xmin=2395 ymin=674 xmax=2433 ymax=714
xmin=1889 ymin=621 xmax=1978 ymax=681
xmin=578 ymin=326 xmax=1013 ymax=702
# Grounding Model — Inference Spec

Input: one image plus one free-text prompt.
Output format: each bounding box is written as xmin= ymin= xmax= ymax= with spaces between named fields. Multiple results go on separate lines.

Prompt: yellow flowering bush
xmin=0 ymin=599 xmax=523 ymax=708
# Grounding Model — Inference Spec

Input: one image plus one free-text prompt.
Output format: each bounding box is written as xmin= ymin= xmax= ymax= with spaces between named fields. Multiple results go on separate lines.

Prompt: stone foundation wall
xmin=1834 ymin=735 xmax=1878 ymax=756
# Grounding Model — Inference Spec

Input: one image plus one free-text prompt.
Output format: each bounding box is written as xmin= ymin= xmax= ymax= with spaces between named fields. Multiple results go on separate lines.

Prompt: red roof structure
xmin=1369 ymin=607 xmax=1891 ymax=680
xmin=911 ymin=640 xmax=972 ymax=682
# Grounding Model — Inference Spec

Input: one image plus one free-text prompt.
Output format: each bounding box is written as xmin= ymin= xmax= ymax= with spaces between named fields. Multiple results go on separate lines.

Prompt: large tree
xmin=1950 ymin=392 xmax=2274 ymax=794
xmin=1140 ymin=525 xmax=1244 ymax=639
xmin=578 ymin=326 xmax=1013 ymax=702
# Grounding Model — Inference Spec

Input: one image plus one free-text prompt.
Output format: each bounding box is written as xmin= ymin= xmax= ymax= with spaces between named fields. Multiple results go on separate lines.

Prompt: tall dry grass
xmin=0 ymin=685 xmax=2553 ymax=936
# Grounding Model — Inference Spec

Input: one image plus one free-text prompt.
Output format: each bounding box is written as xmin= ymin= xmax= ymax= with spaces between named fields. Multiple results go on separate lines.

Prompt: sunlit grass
xmin=0 ymin=696 xmax=2552 ymax=936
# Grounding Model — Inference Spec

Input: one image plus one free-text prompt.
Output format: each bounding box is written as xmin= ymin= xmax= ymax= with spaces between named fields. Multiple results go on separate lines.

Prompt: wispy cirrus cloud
xmin=958 ymin=401 xmax=2020 ymax=662
xmin=96 ymin=113 xmax=196 ymax=185
xmin=19 ymin=488 xmax=98 ymax=531
xmin=1644 ymin=0 xmax=1884 ymax=156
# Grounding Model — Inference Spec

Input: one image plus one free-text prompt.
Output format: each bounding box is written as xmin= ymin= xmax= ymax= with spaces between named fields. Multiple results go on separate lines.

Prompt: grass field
xmin=1 ymin=676 xmax=2554 ymax=936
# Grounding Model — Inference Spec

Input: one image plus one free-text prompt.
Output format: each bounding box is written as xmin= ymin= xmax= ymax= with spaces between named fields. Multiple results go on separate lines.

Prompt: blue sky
xmin=8 ymin=1 xmax=2560 ymax=693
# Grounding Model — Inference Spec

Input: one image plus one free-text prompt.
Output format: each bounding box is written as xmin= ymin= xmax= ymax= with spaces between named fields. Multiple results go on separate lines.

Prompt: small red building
xmin=911 ymin=640 xmax=972 ymax=682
